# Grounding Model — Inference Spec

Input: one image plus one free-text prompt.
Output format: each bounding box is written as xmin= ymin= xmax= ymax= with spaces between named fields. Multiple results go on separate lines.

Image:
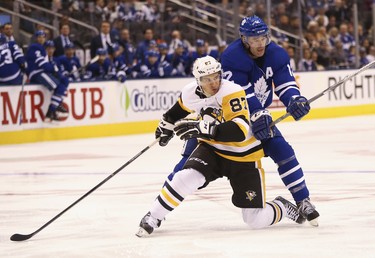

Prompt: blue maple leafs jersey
xmin=26 ymin=43 xmax=54 ymax=80
xmin=221 ymin=39 xmax=300 ymax=113
xmin=0 ymin=41 xmax=25 ymax=83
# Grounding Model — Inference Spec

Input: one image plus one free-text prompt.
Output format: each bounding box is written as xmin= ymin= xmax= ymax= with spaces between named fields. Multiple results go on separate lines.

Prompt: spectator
xmin=316 ymin=40 xmax=332 ymax=69
xmin=298 ymin=48 xmax=318 ymax=71
xmin=141 ymin=0 xmax=160 ymax=23
xmin=2 ymin=23 xmax=15 ymax=42
xmin=329 ymin=39 xmax=348 ymax=69
xmin=168 ymin=29 xmax=190 ymax=55
xmin=311 ymin=49 xmax=325 ymax=70
xmin=118 ymin=28 xmax=136 ymax=68
xmin=134 ymin=28 xmax=155 ymax=63
xmin=338 ymin=23 xmax=355 ymax=53
xmin=0 ymin=34 xmax=27 ymax=85
xmin=53 ymin=24 xmax=72 ymax=57
xmin=286 ymin=46 xmax=297 ymax=71
xmin=365 ymin=46 xmax=375 ymax=62
xmin=25 ymin=31 xmax=69 ymax=121
xmin=359 ymin=47 xmax=370 ymax=67
xmin=90 ymin=20 xmax=117 ymax=59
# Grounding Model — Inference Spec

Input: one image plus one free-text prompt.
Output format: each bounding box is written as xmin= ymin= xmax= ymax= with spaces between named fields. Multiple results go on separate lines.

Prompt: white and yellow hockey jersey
xmin=169 ymin=79 xmax=264 ymax=162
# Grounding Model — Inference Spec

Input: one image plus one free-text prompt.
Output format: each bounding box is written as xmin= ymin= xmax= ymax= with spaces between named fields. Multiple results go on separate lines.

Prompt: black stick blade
xmin=10 ymin=233 xmax=33 ymax=241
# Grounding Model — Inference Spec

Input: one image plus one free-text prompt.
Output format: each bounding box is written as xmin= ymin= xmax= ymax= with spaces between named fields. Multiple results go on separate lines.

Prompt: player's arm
xmin=175 ymin=90 xmax=249 ymax=142
xmin=273 ymin=52 xmax=310 ymax=121
xmin=155 ymin=97 xmax=191 ymax=146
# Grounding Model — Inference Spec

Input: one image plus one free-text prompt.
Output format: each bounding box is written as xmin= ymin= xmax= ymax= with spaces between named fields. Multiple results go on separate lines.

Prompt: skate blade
xmin=308 ymin=218 xmax=319 ymax=227
xmin=135 ymin=227 xmax=151 ymax=238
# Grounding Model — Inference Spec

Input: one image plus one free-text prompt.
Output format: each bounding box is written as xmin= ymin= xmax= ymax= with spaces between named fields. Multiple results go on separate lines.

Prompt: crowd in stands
xmin=1 ymin=0 xmax=375 ymax=86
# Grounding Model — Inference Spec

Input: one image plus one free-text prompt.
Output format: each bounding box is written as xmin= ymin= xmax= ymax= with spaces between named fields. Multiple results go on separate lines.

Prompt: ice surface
xmin=1 ymin=115 xmax=375 ymax=258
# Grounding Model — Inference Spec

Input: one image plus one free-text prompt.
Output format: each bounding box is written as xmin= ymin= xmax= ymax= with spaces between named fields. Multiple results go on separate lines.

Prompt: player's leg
xmin=228 ymin=161 xmax=304 ymax=228
xmin=167 ymin=138 xmax=198 ymax=181
xmin=31 ymin=72 xmax=66 ymax=121
xmin=136 ymin=144 xmax=216 ymax=237
xmin=262 ymin=127 xmax=319 ymax=225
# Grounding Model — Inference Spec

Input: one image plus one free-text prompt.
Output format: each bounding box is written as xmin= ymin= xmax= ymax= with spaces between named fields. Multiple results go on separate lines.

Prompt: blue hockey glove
xmin=287 ymin=96 xmax=310 ymax=121
xmin=250 ymin=109 xmax=276 ymax=141
xmin=174 ymin=119 xmax=217 ymax=141
xmin=155 ymin=115 xmax=175 ymax=146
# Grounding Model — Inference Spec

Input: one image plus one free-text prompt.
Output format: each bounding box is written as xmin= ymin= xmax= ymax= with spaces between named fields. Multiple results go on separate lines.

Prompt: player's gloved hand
xmin=250 ymin=109 xmax=276 ymax=141
xmin=286 ymin=96 xmax=310 ymax=121
xmin=174 ymin=119 xmax=217 ymax=141
xmin=20 ymin=63 xmax=27 ymax=74
xmin=155 ymin=114 xmax=175 ymax=146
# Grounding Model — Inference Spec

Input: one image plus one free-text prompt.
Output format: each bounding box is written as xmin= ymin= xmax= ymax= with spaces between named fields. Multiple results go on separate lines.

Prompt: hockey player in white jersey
xmin=136 ymin=56 xmax=305 ymax=237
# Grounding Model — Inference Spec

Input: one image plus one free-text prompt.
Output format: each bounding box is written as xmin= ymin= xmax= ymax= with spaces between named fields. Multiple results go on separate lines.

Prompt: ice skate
xmin=56 ymin=104 xmax=69 ymax=118
xmin=135 ymin=212 xmax=161 ymax=238
xmin=275 ymin=196 xmax=306 ymax=224
xmin=45 ymin=109 xmax=59 ymax=122
xmin=297 ymin=198 xmax=320 ymax=227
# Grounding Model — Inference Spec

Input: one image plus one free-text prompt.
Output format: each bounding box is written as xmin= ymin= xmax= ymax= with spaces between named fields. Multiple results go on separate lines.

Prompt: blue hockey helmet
xmin=196 ymin=39 xmax=205 ymax=47
xmin=96 ymin=48 xmax=107 ymax=56
xmin=0 ymin=33 xmax=6 ymax=44
xmin=44 ymin=40 xmax=55 ymax=48
xmin=239 ymin=15 xmax=269 ymax=37
xmin=158 ymin=42 xmax=168 ymax=50
xmin=145 ymin=49 xmax=160 ymax=58
xmin=35 ymin=30 xmax=46 ymax=37
xmin=64 ymin=42 xmax=75 ymax=49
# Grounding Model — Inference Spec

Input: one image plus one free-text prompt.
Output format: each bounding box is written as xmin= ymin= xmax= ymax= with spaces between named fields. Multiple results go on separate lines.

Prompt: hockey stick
xmin=18 ymin=74 xmax=28 ymax=125
xmin=10 ymin=138 xmax=160 ymax=242
xmin=68 ymin=55 xmax=99 ymax=77
xmin=271 ymin=60 xmax=375 ymax=126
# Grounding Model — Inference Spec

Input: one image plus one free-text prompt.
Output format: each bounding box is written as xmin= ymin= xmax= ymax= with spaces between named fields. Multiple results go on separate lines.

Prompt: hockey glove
xmin=250 ymin=109 xmax=276 ymax=141
xmin=174 ymin=119 xmax=217 ymax=141
xmin=155 ymin=115 xmax=175 ymax=146
xmin=287 ymin=96 xmax=310 ymax=121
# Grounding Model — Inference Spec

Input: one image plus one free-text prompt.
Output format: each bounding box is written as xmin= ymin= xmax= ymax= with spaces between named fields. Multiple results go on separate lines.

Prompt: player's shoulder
xmin=220 ymin=79 xmax=245 ymax=96
xmin=266 ymin=42 xmax=289 ymax=60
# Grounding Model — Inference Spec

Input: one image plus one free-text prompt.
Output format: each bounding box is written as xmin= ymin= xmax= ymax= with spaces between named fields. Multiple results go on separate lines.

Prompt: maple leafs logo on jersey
xmin=253 ymin=76 xmax=270 ymax=107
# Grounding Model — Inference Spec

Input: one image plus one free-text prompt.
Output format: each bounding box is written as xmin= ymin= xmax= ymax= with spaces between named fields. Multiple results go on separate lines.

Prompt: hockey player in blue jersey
xmin=109 ymin=43 xmax=127 ymax=83
xmin=84 ymin=48 xmax=116 ymax=81
xmin=219 ymin=15 xmax=319 ymax=226
xmin=58 ymin=42 xmax=82 ymax=82
xmin=132 ymin=50 xmax=172 ymax=79
xmin=26 ymin=31 xmax=69 ymax=121
xmin=0 ymin=34 xmax=27 ymax=85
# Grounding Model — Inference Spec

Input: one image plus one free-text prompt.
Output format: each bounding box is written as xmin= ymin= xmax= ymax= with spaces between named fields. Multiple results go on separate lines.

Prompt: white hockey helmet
xmin=192 ymin=55 xmax=222 ymax=80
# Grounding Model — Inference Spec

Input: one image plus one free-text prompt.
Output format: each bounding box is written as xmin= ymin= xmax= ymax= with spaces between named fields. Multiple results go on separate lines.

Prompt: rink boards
xmin=1 ymin=69 xmax=375 ymax=145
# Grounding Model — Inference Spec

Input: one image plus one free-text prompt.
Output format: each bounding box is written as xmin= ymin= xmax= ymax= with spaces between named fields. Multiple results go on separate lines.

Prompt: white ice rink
xmin=1 ymin=115 xmax=375 ymax=258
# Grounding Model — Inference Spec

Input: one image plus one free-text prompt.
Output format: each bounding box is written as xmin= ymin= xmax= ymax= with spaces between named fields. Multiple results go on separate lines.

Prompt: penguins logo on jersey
xmin=199 ymin=107 xmax=222 ymax=124
xmin=245 ymin=190 xmax=257 ymax=202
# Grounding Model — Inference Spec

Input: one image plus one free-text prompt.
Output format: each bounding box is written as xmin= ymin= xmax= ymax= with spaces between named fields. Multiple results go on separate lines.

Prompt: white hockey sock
xmin=242 ymin=200 xmax=286 ymax=229
xmin=150 ymin=168 xmax=206 ymax=220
